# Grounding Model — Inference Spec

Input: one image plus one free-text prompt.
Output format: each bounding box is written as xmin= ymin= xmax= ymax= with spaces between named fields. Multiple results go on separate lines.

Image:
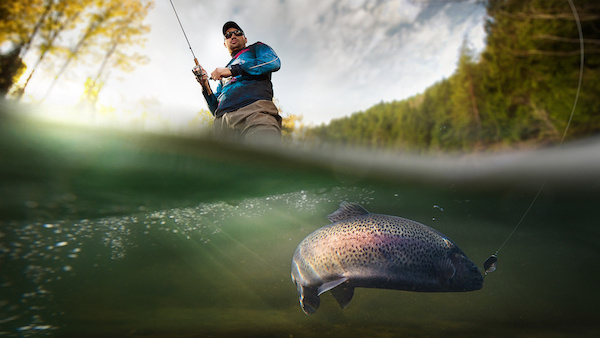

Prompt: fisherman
xmin=194 ymin=21 xmax=282 ymax=143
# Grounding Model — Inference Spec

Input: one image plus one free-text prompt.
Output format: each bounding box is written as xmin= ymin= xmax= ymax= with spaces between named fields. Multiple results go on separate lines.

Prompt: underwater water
xmin=1 ymin=109 xmax=599 ymax=337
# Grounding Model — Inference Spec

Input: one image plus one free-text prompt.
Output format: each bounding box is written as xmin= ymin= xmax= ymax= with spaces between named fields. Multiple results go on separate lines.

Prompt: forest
xmin=303 ymin=0 xmax=600 ymax=153
xmin=0 ymin=0 xmax=153 ymax=104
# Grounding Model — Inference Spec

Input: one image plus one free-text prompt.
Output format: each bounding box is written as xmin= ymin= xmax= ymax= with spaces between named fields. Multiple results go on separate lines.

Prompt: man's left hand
xmin=211 ymin=67 xmax=232 ymax=80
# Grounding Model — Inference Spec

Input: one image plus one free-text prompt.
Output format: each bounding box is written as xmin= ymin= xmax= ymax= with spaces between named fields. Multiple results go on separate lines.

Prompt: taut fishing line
xmin=483 ymin=0 xmax=584 ymax=276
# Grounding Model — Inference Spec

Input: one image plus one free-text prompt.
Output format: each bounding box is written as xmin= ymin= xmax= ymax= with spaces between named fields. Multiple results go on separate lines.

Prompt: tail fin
xmin=297 ymin=284 xmax=320 ymax=314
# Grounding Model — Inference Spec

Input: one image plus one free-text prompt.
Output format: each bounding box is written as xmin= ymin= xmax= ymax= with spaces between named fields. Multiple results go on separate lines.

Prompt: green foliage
xmin=0 ymin=48 xmax=25 ymax=96
xmin=81 ymin=76 xmax=104 ymax=103
xmin=190 ymin=109 xmax=214 ymax=129
xmin=303 ymin=0 xmax=600 ymax=153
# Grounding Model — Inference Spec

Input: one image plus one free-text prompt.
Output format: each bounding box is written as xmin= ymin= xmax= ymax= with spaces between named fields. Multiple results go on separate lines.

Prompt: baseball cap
xmin=222 ymin=21 xmax=243 ymax=35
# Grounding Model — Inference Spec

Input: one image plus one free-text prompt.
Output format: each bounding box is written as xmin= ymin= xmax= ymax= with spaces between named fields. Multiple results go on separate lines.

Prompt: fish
xmin=291 ymin=202 xmax=484 ymax=314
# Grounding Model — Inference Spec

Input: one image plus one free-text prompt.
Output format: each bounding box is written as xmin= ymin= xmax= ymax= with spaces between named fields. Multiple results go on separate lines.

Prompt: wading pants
xmin=213 ymin=100 xmax=282 ymax=143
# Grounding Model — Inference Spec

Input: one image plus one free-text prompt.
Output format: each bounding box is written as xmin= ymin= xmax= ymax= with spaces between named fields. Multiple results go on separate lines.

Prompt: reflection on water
xmin=1 ymin=112 xmax=599 ymax=337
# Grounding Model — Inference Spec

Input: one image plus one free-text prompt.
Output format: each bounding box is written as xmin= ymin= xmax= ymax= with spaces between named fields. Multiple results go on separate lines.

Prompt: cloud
xmin=234 ymin=0 xmax=487 ymax=124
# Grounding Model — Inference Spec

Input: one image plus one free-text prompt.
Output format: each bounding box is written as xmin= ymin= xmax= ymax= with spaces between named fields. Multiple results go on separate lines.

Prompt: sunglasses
xmin=224 ymin=30 xmax=244 ymax=39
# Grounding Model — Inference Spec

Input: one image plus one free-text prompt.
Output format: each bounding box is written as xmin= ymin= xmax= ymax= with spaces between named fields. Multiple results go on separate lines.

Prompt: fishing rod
xmin=483 ymin=0 xmax=584 ymax=277
xmin=168 ymin=0 xmax=212 ymax=82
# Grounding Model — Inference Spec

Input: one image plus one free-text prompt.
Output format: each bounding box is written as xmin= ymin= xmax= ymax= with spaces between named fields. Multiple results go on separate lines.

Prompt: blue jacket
xmin=203 ymin=42 xmax=280 ymax=117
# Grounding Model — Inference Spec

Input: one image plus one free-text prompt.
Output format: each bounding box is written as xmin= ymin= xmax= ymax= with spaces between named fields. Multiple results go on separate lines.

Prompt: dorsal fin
xmin=327 ymin=202 xmax=369 ymax=223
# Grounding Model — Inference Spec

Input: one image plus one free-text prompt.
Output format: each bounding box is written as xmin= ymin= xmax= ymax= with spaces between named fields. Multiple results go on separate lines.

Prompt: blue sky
xmin=23 ymin=0 xmax=487 ymax=130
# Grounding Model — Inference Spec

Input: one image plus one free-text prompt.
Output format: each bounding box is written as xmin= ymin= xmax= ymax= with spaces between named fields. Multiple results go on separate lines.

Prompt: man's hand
xmin=193 ymin=65 xmax=209 ymax=82
xmin=211 ymin=67 xmax=232 ymax=80
xmin=193 ymin=65 xmax=212 ymax=93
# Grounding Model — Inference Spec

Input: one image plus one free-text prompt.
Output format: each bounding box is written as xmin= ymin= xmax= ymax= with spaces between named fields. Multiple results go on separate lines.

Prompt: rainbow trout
xmin=291 ymin=202 xmax=483 ymax=314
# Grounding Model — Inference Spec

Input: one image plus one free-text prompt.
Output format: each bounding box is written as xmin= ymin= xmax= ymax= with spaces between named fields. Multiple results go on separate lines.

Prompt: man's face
xmin=224 ymin=28 xmax=247 ymax=54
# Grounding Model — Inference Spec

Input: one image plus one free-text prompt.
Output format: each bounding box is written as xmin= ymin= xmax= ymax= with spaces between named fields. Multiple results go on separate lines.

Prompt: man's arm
xmin=211 ymin=67 xmax=232 ymax=80
xmin=202 ymin=89 xmax=218 ymax=115
xmin=194 ymin=65 xmax=219 ymax=115
xmin=229 ymin=42 xmax=280 ymax=77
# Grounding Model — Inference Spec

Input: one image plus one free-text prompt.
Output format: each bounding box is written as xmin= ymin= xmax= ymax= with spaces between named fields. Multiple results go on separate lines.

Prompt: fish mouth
xmin=462 ymin=263 xmax=484 ymax=291
xmin=446 ymin=252 xmax=484 ymax=291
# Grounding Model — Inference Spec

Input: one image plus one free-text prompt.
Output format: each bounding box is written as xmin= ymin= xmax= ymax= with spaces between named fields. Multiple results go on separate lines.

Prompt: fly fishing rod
xmin=168 ymin=0 xmax=212 ymax=82
xmin=483 ymin=0 xmax=584 ymax=277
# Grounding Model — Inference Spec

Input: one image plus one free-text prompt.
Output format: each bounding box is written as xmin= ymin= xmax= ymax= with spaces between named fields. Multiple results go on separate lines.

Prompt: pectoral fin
xmin=316 ymin=277 xmax=355 ymax=310
xmin=317 ymin=277 xmax=348 ymax=295
xmin=437 ymin=256 xmax=457 ymax=280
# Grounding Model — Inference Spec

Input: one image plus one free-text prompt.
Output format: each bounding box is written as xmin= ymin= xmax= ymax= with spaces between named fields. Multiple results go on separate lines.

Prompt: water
xmin=1 ymin=109 xmax=599 ymax=337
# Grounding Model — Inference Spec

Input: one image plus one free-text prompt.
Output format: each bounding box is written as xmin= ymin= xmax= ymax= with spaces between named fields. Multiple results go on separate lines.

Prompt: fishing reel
xmin=192 ymin=65 xmax=206 ymax=83
xmin=193 ymin=65 xmax=215 ymax=83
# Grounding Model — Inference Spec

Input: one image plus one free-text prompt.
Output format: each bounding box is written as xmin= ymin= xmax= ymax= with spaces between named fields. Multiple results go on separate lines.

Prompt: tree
xmin=0 ymin=0 xmax=154 ymax=101
xmin=0 ymin=48 xmax=25 ymax=96
xmin=0 ymin=0 xmax=49 ymax=97
xmin=15 ymin=0 xmax=92 ymax=98
xmin=482 ymin=0 xmax=599 ymax=143
xmin=81 ymin=0 xmax=153 ymax=105
xmin=449 ymin=39 xmax=482 ymax=150
xmin=42 ymin=0 xmax=153 ymax=101
xmin=302 ymin=0 xmax=600 ymax=152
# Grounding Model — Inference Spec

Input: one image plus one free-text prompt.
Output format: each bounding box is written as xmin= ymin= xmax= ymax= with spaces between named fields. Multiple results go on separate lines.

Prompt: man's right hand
xmin=193 ymin=65 xmax=212 ymax=93
xmin=193 ymin=65 xmax=207 ymax=82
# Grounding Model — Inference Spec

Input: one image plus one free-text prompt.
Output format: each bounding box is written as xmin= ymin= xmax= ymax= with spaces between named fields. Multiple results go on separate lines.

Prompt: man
xmin=194 ymin=21 xmax=282 ymax=143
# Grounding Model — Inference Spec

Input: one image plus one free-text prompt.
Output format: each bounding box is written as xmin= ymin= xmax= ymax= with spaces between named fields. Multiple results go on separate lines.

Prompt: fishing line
xmin=168 ymin=0 xmax=213 ymax=84
xmin=483 ymin=0 xmax=584 ymax=276
xmin=168 ymin=0 xmax=198 ymax=63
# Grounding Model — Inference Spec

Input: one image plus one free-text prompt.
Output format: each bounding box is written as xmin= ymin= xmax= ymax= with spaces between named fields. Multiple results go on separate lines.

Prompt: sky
xmin=21 ymin=0 xmax=488 ymax=131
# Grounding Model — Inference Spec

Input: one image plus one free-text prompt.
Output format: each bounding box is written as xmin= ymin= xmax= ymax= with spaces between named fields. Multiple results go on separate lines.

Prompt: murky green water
xmin=1 ymin=108 xmax=599 ymax=337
